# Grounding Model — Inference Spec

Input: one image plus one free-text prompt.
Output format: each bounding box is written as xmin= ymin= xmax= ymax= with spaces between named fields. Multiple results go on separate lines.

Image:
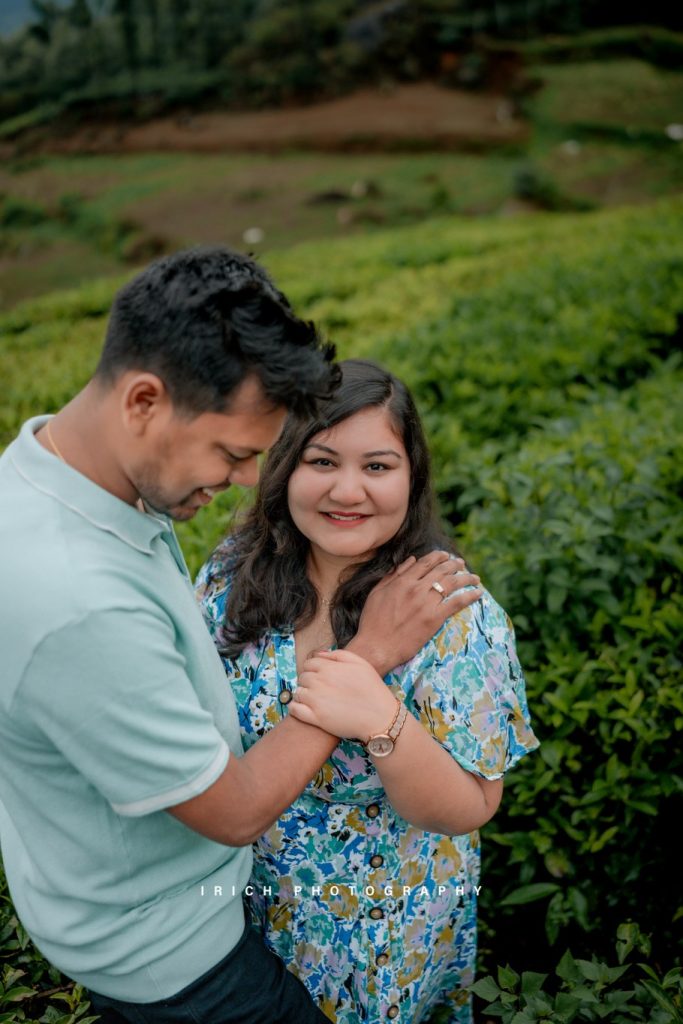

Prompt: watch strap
xmin=365 ymin=699 xmax=408 ymax=748
xmin=388 ymin=702 xmax=408 ymax=742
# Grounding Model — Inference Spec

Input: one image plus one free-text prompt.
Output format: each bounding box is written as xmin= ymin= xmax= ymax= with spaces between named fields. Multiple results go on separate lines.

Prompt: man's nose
xmin=230 ymin=456 xmax=260 ymax=489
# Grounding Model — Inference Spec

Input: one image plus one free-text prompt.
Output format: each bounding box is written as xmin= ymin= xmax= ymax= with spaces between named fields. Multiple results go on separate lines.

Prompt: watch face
xmin=367 ymin=735 xmax=394 ymax=757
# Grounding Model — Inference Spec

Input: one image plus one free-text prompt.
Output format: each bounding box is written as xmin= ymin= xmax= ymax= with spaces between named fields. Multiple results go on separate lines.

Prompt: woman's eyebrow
xmin=303 ymin=443 xmax=402 ymax=458
xmin=363 ymin=449 xmax=403 ymax=458
xmin=303 ymin=443 xmax=337 ymax=454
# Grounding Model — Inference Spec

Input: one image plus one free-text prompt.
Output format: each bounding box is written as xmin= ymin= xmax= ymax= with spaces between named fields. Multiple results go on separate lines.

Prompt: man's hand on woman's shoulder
xmin=347 ymin=551 xmax=482 ymax=677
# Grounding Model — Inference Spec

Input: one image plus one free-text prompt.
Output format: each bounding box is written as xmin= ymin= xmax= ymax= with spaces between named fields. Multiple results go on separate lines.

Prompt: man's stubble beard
xmin=133 ymin=465 xmax=198 ymax=522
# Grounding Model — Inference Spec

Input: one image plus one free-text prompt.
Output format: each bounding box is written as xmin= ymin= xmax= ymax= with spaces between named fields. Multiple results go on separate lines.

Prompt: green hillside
xmin=3 ymin=49 xmax=683 ymax=315
xmin=1 ymin=198 xmax=681 ymax=1021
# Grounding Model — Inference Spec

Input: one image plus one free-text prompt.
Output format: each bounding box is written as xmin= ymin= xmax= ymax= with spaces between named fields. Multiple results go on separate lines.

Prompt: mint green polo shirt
xmin=0 ymin=416 xmax=251 ymax=1002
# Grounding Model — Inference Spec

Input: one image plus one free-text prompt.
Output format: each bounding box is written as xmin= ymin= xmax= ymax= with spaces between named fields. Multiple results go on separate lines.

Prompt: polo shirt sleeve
xmin=18 ymin=607 xmax=230 ymax=816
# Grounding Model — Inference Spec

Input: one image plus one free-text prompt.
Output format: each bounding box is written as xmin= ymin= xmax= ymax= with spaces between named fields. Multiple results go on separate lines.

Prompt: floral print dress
xmin=195 ymin=559 xmax=539 ymax=1024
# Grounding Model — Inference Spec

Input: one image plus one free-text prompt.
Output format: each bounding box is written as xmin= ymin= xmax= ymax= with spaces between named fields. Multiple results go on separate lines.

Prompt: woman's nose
xmin=327 ymin=470 xmax=366 ymax=504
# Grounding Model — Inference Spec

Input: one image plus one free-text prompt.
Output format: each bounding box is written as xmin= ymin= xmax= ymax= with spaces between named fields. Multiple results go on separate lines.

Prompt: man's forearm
xmin=231 ymin=716 xmax=339 ymax=843
xmin=168 ymin=715 xmax=339 ymax=846
xmin=345 ymin=634 xmax=392 ymax=677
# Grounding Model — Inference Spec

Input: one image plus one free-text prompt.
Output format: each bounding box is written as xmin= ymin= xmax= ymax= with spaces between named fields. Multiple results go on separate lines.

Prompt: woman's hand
xmin=287 ymin=647 xmax=504 ymax=835
xmin=347 ymin=551 xmax=482 ymax=676
xmin=287 ymin=649 xmax=397 ymax=741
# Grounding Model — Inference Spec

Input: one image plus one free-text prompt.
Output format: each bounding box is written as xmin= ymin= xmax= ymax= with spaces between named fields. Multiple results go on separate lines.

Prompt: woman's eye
xmin=367 ymin=463 xmax=389 ymax=472
xmin=310 ymin=458 xmax=334 ymax=467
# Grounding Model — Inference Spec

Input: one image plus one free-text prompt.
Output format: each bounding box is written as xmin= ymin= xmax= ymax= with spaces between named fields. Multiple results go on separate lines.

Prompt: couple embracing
xmin=0 ymin=248 xmax=538 ymax=1024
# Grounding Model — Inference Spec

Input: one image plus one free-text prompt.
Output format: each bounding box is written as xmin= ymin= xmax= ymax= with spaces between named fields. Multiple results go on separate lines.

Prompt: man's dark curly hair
xmin=94 ymin=246 xmax=338 ymax=416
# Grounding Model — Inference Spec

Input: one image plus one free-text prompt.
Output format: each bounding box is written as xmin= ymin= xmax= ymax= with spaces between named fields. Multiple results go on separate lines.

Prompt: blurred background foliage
xmin=1 ymin=0 xmax=683 ymax=122
xmin=0 ymin=1 xmax=682 ymax=1022
xmin=2 ymin=4 xmax=683 ymax=311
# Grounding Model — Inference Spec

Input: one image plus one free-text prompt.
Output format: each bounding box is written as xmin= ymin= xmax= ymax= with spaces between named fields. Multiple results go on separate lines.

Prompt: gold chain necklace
xmin=44 ymin=421 xmax=146 ymax=514
xmin=46 ymin=421 xmax=66 ymax=463
xmin=304 ymin=595 xmax=334 ymax=650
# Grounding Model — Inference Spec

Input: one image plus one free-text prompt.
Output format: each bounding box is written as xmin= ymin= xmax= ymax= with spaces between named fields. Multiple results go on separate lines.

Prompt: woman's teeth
xmin=326 ymin=513 xmax=364 ymax=520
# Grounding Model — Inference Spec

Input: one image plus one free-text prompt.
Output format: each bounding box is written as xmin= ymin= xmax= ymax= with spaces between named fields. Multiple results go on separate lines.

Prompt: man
xmin=0 ymin=247 xmax=476 ymax=1024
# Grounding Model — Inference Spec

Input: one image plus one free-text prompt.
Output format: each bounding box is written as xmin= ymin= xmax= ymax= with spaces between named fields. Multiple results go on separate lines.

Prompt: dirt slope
xmin=30 ymin=83 xmax=527 ymax=155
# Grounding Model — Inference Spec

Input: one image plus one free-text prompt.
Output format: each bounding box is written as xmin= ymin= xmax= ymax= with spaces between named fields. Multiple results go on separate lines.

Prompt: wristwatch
xmin=365 ymin=701 xmax=409 ymax=758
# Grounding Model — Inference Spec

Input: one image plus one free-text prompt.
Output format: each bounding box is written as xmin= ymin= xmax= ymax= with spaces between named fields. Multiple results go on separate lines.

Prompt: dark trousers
xmin=88 ymin=923 xmax=330 ymax=1024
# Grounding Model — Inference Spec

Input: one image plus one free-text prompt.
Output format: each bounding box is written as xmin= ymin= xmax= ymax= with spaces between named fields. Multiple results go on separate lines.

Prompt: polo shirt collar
xmin=10 ymin=416 xmax=171 ymax=555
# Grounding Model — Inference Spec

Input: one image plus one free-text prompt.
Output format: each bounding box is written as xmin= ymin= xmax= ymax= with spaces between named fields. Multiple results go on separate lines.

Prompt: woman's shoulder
xmin=194 ymin=536 xmax=241 ymax=630
xmin=395 ymin=587 xmax=515 ymax=675
xmin=196 ymin=535 xmax=239 ymax=586
xmin=434 ymin=586 xmax=516 ymax=656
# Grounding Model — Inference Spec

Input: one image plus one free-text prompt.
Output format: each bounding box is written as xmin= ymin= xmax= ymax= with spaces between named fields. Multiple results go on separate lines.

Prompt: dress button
xmin=370 ymin=854 xmax=384 ymax=868
xmin=376 ymin=953 xmax=389 ymax=966
xmin=279 ymin=690 xmax=292 ymax=704
xmin=366 ymin=803 xmax=380 ymax=818
xmin=369 ymin=907 xmax=384 ymax=920
xmin=387 ymin=1006 xmax=399 ymax=1019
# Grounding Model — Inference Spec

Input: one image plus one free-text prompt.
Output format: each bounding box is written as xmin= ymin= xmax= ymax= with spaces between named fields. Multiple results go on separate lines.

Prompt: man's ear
xmin=119 ymin=373 xmax=170 ymax=437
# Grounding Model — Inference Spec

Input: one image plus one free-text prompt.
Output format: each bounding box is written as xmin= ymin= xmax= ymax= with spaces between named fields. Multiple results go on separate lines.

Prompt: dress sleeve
xmin=195 ymin=546 xmax=273 ymax=740
xmin=404 ymin=590 xmax=540 ymax=780
xmin=194 ymin=542 xmax=235 ymax=646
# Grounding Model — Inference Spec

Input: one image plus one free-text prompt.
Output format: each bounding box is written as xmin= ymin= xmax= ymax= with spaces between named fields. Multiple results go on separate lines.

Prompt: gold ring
xmin=431 ymin=581 xmax=445 ymax=595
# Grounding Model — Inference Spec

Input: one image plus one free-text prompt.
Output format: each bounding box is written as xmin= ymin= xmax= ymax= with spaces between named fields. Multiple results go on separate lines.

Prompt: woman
xmin=196 ymin=359 xmax=539 ymax=1024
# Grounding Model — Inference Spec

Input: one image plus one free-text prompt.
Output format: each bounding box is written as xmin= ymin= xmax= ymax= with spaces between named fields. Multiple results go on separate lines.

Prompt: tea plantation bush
xmin=1 ymin=197 xmax=681 ymax=1022
xmin=460 ymin=371 xmax=682 ymax=969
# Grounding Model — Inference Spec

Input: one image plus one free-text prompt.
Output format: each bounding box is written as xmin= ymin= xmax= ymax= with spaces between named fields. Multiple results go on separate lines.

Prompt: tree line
xmin=1 ymin=0 xmax=681 ymax=129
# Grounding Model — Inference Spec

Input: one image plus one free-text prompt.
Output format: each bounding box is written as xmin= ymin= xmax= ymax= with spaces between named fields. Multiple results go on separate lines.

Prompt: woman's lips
xmin=320 ymin=511 xmax=370 ymax=527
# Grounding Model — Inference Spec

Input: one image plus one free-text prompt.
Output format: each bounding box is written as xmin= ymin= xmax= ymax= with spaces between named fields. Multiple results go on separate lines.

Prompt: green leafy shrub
xmin=0 ymin=869 xmax=98 ymax=1022
xmin=471 ymin=923 xmax=682 ymax=1023
xmin=0 ymin=196 xmax=49 ymax=229
xmin=374 ymin=213 xmax=683 ymax=517
xmin=56 ymin=194 xmax=149 ymax=262
xmin=513 ymin=166 xmax=597 ymax=211
xmin=461 ymin=371 xmax=683 ymax=965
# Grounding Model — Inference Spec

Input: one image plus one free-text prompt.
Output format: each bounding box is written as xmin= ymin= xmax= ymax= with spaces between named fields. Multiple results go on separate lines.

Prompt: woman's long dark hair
xmin=215 ymin=358 xmax=459 ymax=657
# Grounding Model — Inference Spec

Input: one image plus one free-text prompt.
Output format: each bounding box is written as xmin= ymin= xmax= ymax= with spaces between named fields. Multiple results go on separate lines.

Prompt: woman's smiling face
xmin=287 ymin=405 xmax=411 ymax=564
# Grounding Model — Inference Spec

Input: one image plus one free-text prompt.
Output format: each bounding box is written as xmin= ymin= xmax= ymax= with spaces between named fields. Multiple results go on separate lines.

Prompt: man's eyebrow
xmin=303 ymin=443 xmax=403 ymax=458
